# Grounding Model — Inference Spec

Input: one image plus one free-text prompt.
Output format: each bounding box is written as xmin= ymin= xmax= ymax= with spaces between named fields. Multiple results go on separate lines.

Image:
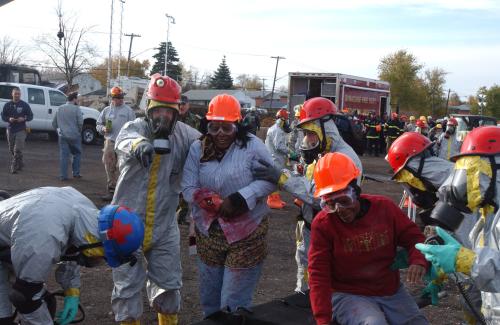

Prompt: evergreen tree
xmin=209 ymin=56 xmax=233 ymax=89
xmin=150 ymin=41 xmax=182 ymax=82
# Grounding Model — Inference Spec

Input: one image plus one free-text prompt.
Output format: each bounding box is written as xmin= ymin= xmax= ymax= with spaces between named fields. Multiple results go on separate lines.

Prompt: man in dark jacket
xmin=1 ymin=87 xmax=33 ymax=174
xmin=364 ymin=111 xmax=381 ymax=157
xmin=384 ymin=112 xmax=404 ymax=152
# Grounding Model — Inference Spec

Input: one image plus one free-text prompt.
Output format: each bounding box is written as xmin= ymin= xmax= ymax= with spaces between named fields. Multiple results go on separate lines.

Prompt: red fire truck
xmin=288 ymin=72 xmax=391 ymax=117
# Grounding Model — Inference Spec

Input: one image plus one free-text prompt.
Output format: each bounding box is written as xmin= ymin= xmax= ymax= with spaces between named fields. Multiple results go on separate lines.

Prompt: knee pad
xmin=153 ymin=290 xmax=181 ymax=314
xmin=9 ymin=278 xmax=44 ymax=314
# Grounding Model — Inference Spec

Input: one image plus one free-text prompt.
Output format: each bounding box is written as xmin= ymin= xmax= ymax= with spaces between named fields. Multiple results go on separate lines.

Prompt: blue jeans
xmin=332 ymin=284 xmax=429 ymax=325
xmin=59 ymin=137 xmax=81 ymax=179
xmin=197 ymin=259 xmax=263 ymax=317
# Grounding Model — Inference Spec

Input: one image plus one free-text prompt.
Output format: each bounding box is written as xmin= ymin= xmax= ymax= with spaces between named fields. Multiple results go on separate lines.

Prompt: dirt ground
xmin=0 ymin=132 xmax=466 ymax=324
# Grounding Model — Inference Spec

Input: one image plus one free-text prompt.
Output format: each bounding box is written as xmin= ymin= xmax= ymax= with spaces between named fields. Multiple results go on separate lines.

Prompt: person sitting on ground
xmin=308 ymin=152 xmax=429 ymax=325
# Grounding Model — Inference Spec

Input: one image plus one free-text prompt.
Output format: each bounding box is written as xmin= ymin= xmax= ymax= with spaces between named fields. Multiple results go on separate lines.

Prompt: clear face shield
xmin=300 ymin=130 xmax=322 ymax=164
xmin=147 ymin=106 xmax=179 ymax=154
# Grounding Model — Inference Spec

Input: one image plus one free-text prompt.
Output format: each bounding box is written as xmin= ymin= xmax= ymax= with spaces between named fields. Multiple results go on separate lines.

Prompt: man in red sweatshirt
xmin=308 ymin=152 xmax=429 ymax=325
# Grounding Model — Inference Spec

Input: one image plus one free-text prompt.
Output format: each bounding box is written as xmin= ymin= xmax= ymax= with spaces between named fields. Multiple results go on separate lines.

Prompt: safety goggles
xmin=207 ymin=122 xmax=237 ymax=136
xmin=320 ymin=186 xmax=357 ymax=213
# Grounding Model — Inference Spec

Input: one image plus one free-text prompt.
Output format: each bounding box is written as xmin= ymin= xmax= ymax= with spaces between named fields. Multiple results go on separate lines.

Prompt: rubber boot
xmin=120 ymin=320 xmax=140 ymax=325
xmin=267 ymin=192 xmax=285 ymax=209
xmin=158 ymin=313 xmax=178 ymax=325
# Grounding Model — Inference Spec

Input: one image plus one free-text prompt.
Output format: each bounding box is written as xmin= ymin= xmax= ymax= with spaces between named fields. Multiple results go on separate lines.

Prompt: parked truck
xmin=0 ymin=82 xmax=101 ymax=144
xmin=288 ymin=72 xmax=391 ymax=117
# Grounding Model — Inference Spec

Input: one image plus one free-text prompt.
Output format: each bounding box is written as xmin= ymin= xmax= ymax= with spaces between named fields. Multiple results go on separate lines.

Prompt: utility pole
xmin=106 ymin=0 xmax=114 ymax=96
xmin=164 ymin=14 xmax=175 ymax=76
xmin=117 ymin=0 xmax=125 ymax=85
xmin=261 ymin=78 xmax=266 ymax=101
xmin=269 ymin=56 xmax=285 ymax=112
xmin=124 ymin=33 xmax=141 ymax=76
xmin=445 ymin=89 xmax=451 ymax=116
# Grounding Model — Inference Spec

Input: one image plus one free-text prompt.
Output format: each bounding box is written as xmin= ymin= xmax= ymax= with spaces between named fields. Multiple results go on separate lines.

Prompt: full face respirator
xmin=147 ymin=106 xmax=179 ymax=155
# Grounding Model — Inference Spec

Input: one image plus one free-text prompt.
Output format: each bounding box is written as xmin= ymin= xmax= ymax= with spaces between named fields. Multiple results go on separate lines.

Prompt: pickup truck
xmin=0 ymin=82 xmax=100 ymax=144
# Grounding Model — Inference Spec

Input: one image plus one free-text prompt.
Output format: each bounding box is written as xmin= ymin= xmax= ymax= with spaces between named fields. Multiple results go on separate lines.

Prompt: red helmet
xmin=391 ymin=112 xmax=398 ymax=119
xmin=416 ymin=120 xmax=426 ymax=128
xmin=386 ymin=132 xmax=433 ymax=175
xmin=146 ymin=73 xmax=181 ymax=105
xmin=451 ymin=126 xmax=500 ymax=161
xmin=276 ymin=109 xmax=289 ymax=120
xmin=297 ymin=97 xmax=337 ymax=126
xmin=447 ymin=118 xmax=458 ymax=126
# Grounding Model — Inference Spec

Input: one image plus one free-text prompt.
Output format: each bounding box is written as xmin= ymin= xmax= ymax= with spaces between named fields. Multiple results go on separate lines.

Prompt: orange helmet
xmin=110 ymin=86 xmax=125 ymax=99
xmin=206 ymin=94 xmax=242 ymax=122
xmin=146 ymin=73 xmax=181 ymax=106
xmin=447 ymin=118 xmax=458 ymax=126
xmin=298 ymin=97 xmax=337 ymax=127
xmin=276 ymin=109 xmax=289 ymax=120
xmin=386 ymin=132 xmax=433 ymax=174
xmin=313 ymin=152 xmax=361 ymax=197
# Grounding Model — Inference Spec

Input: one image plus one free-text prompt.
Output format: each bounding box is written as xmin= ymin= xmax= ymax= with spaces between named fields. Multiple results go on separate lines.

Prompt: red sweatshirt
xmin=308 ymin=194 xmax=427 ymax=325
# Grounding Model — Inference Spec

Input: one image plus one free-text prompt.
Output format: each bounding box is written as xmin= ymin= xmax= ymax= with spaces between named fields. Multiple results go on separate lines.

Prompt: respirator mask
xmin=147 ymin=106 xmax=178 ymax=154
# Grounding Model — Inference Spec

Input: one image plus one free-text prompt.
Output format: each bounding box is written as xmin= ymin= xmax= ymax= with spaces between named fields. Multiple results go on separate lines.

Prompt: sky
xmin=1 ymin=0 xmax=500 ymax=97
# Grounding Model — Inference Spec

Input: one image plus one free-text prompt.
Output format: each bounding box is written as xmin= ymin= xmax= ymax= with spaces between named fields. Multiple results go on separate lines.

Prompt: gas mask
xmin=61 ymin=243 xmax=105 ymax=268
xmin=393 ymin=153 xmax=438 ymax=210
xmin=446 ymin=156 xmax=498 ymax=213
xmin=300 ymin=137 xmax=321 ymax=164
xmin=147 ymin=106 xmax=178 ymax=155
xmin=445 ymin=126 xmax=455 ymax=138
xmin=280 ymin=119 xmax=292 ymax=133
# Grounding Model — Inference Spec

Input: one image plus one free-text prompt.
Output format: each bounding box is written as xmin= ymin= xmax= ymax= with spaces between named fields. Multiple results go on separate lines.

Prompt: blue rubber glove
xmin=421 ymin=281 xmax=442 ymax=306
xmin=415 ymin=227 xmax=461 ymax=274
xmin=56 ymin=295 xmax=79 ymax=325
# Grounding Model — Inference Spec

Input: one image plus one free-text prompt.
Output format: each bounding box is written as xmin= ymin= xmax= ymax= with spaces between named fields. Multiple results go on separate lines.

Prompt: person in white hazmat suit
xmin=253 ymin=97 xmax=362 ymax=293
xmin=0 ymin=186 xmax=144 ymax=325
xmin=265 ymin=108 xmax=294 ymax=209
xmin=386 ymin=132 xmax=483 ymax=323
xmin=287 ymin=104 xmax=303 ymax=153
xmin=110 ymin=74 xmax=201 ymax=325
xmin=416 ymin=126 xmax=500 ymax=324
xmin=436 ymin=117 xmax=462 ymax=161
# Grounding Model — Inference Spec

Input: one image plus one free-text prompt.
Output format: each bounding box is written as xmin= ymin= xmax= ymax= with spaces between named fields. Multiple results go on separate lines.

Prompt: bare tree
xmin=0 ymin=36 xmax=25 ymax=64
xmin=35 ymin=5 xmax=96 ymax=92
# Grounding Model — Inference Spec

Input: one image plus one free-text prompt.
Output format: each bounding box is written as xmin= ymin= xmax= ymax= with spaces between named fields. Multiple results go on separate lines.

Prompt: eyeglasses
xmin=321 ymin=187 xmax=357 ymax=213
xmin=207 ymin=122 xmax=237 ymax=136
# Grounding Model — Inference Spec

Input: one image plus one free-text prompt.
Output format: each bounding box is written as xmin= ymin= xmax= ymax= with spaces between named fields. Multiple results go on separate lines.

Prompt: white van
xmin=0 ymin=82 xmax=100 ymax=144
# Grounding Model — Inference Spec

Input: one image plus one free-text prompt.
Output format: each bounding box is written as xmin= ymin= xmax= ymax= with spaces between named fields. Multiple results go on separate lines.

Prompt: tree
xmin=468 ymin=95 xmax=480 ymax=115
xmin=209 ymin=56 xmax=233 ymax=89
xmin=35 ymin=5 xmax=96 ymax=92
xmin=484 ymin=85 xmax=500 ymax=118
xmin=89 ymin=56 xmax=150 ymax=86
xmin=150 ymin=41 xmax=182 ymax=81
xmin=423 ymin=68 xmax=447 ymax=116
xmin=378 ymin=50 xmax=426 ymax=113
xmin=235 ymin=74 xmax=262 ymax=90
xmin=0 ymin=36 xmax=25 ymax=64
xmin=448 ymin=92 xmax=462 ymax=107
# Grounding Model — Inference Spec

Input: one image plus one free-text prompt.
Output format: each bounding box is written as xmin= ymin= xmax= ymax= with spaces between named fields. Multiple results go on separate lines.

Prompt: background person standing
xmin=96 ymin=86 xmax=136 ymax=201
xmin=52 ymin=92 xmax=83 ymax=181
xmin=1 ymin=87 xmax=33 ymax=174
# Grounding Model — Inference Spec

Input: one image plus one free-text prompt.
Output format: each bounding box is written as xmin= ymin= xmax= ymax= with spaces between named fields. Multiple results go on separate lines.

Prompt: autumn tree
xmin=378 ymin=50 xmax=426 ymax=113
xmin=89 ymin=56 xmax=150 ymax=86
xmin=209 ymin=56 xmax=233 ymax=89
xmin=484 ymin=85 xmax=500 ymax=118
xmin=0 ymin=36 xmax=25 ymax=64
xmin=150 ymin=41 xmax=182 ymax=81
xmin=235 ymin=74 xmax=263 ymax=90
xmin=35 ymin=5 xmax=96 ymax=92
xmin=423 ymin=68 xmax=447 ymax=116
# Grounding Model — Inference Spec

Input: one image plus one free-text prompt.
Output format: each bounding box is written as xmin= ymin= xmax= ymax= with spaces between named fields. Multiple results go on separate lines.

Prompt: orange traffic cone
xmin=267 ymin=192 xmax=286 ymax=209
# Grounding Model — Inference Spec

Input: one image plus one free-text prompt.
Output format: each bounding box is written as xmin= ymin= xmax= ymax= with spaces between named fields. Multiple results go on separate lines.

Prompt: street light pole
xmin=164 ymin=14 xmax=175 ymax=76
xmin=117 ymin=0 xmax=125 ymax=85
xmin=106 ymin=0 xmax=115 ymax=96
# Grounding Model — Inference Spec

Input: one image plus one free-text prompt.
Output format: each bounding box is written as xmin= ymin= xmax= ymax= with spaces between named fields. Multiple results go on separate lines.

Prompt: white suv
xmin=0 ymin=82 xmax=100 ymax=144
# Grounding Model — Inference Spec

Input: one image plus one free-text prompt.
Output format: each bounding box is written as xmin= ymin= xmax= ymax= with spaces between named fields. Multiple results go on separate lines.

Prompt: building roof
xmin=259 ymin=99 xmax=287 ymax=109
